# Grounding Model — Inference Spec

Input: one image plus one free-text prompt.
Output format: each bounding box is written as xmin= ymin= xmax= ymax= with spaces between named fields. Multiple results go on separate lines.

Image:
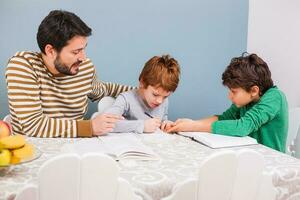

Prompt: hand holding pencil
xmin=144 ymin=112 xmax=174 ymax=133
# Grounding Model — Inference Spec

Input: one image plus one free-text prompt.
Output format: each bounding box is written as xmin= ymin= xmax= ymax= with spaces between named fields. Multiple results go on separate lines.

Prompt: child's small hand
xmin=166 ymin=118 xmax=195 ymax=133
xmin=160 ymin=120 xmax=174 ymax=132
xmin=144 ymin=118 xmax=161 ymax=133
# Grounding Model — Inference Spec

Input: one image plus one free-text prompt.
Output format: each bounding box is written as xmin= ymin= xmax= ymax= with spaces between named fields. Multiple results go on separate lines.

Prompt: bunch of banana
xmin=0 ymin=135 xmax=35 ymax=166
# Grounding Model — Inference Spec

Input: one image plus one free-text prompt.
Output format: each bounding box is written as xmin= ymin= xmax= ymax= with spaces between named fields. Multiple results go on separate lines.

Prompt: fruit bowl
xmin=0 ymin=147 xmax=42 ymax=176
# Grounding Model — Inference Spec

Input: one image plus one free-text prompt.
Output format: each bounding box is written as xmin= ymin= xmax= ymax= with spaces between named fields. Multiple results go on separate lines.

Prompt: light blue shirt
xmin=104 ymin=89 xmax=168 ymax=133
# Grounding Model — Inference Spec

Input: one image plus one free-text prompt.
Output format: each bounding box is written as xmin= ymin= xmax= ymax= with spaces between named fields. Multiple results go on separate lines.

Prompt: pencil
xmin=144 ymin=112 xmax=154 ymax=118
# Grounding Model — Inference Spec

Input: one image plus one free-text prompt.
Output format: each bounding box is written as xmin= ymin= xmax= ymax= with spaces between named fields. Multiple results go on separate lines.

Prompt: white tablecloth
xmin=1 ymin=133 xmax=300 ymax=200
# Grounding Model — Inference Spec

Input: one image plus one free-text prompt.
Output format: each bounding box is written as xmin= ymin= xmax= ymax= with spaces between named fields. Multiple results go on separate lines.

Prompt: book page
xmin=60 ymin=138 xmax=110 ymax=155
xmin=99 ymin=134 xmax=159 ymax=160
xmin=61 ymin=133 xmax=158 ymax=161
xmin=178 ymin=132 xmax=258 ymax=148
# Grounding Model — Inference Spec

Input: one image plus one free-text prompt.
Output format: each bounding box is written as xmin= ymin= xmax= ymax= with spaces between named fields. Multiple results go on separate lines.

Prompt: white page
xmin=179 ymin=132 xmax=258 ymax=148
xmin=99 ymin=134 xmax=158 ymax=160
xmin=61 ymin=133 xmax=158 ymax=160
xmin=61 ymin=138 xmax=109 ymax=155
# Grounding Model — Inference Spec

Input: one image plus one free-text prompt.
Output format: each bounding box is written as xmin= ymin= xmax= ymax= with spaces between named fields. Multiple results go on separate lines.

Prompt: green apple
xmin=0 ymin=149 xmax=11 ymax=166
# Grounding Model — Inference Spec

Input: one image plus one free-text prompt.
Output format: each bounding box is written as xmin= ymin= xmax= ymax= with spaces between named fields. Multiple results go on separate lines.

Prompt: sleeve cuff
xmin=77 ymin=120 xmax=93 ymax=137
xmin=135 ymin=120 xmax=144 ymax=134
xmin=211 ymin=121 xmax=218 ymax=134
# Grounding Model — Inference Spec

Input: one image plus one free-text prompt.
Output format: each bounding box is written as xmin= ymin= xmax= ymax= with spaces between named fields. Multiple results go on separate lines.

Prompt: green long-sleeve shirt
xmin=211 ymin=86 xmax=288 ymax=152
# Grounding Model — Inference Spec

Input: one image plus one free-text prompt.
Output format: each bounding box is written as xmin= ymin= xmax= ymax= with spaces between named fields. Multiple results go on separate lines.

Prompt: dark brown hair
xmin=222 ymin=53 xmax=273 ymax=95
xmin=139 ymin=55 xmax=180 ymax=92
xmin=37 ymin=10 xmax=92 ymax=54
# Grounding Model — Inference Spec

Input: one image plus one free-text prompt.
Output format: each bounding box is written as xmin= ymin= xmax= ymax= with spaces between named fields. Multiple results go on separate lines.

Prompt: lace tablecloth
xmin=1 ymin=133 xmax=300 ymax=200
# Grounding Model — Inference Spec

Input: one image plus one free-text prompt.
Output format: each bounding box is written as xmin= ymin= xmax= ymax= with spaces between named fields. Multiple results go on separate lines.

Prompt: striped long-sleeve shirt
xmin=5 ymin=51 xmax=133 ymax=138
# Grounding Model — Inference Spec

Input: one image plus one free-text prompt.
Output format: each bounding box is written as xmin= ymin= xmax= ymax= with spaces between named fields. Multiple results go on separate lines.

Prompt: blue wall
xmin=0 ymin=0 xmax=248 ymax=120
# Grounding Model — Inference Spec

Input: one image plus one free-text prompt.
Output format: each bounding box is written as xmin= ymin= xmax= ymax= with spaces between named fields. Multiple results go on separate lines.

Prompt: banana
xmin=0 ymin=135 xmax=26 ymax=149
xmin=10 ymin=155 xmax=21 ymax=164
xmin=11 ymin=143 xmax=34 ymax=160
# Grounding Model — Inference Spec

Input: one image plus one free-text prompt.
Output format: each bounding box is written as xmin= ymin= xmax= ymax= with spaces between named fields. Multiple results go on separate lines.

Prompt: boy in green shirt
xmin=167 ymin=53 xmax=288 ymax=152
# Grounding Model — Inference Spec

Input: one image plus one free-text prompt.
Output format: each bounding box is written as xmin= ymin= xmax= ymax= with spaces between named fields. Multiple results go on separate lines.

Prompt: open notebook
xmin=178 ymin=132 xmax=258 ymax=148
xmin=61 ymin=133 xmax=159 ymax=161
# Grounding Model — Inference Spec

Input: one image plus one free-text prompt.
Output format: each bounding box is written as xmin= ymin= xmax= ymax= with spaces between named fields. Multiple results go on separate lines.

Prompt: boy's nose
xmin=156 ymin=97 xmax=163 ymax=104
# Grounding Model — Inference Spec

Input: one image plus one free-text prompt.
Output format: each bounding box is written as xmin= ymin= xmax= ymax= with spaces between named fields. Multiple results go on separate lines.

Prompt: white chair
xmin=3 ymin=114 xmax=11 ymax=124
xmin=3 ymin=114 xmax=12 ymax=132
xmin=231 ymin=149 xmax=275 ymax=200
xmin=91 ymin=96 xmax=116 ymax=119
xmin=294 ymin=127 xmax=300 ymax=158
xmin=162 ymin=149 xmax=275 ymax=200
xmin=286 ymin=108 xmax=300 ymax=156
xmin=15 ymin=153 xmax=141 ymax=200
xmin=162 ymin=150 xmax=238 ymax=200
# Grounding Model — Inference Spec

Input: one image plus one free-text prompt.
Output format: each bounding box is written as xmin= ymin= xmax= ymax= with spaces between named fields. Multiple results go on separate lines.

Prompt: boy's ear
xmin=139 ymin=80 xmax=145 ymax=88
xmin=250 ymin=85 xmax=260 ymax=97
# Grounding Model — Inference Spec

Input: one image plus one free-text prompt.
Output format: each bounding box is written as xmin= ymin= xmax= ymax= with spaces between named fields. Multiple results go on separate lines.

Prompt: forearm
xmin=89 ymin=79 xmax=135 ymax=101
xmin=112 ymin=120 xmax=144 ymax=134
xmin=10 ymin=112 xmax=91 ymax=138
xmin=193 ymin=116 xmax=218 ymax=132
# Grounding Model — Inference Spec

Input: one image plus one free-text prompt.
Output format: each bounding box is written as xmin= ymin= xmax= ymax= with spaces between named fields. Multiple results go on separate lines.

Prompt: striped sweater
xmin=5 ymin=51 xmax=133 ymax=138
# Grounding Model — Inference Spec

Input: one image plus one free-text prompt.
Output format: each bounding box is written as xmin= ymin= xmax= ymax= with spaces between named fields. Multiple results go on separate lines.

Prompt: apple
xmin=0 ymin=149 xmax=11 ymax=166
xmin=0 ymin=120 xmax=11 ymax=139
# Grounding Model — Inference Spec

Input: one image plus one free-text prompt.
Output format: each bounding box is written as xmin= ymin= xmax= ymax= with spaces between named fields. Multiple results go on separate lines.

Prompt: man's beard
xmin=54 ymin=56 xmax=81 ymax=75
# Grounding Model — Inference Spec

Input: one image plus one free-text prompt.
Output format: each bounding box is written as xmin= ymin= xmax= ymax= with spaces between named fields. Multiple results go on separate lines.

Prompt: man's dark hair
xmin=222 ymin=53 xmax=274 ymax=96
xmin=37 ymin=10 xmax=92 ymax=53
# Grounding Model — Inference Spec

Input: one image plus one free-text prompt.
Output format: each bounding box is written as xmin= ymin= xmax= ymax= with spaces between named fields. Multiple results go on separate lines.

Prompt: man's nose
xmin=78 ymin=50 xmax=86 ymax=61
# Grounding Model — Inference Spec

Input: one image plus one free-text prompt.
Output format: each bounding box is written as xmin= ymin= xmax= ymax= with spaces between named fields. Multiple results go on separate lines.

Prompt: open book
xmin=61 ymin=134 xmax=159 ymax=161
xmin=178 ymin=132 xmax=258 ymax=148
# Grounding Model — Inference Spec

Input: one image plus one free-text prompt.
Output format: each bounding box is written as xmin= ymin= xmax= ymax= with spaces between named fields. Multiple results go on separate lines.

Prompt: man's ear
xmin=250 ymin=85 xmax=260 ymax=97
xmin=44 ymin=44 xmax=57 ymax=59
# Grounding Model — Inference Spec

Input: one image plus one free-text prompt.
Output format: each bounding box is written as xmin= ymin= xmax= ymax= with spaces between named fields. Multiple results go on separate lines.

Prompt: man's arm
xmin=88 ymin=73 xmax=135 ymax=101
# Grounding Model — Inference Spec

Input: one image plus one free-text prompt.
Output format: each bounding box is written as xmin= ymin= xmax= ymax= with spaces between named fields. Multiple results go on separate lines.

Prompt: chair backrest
xmin=197 ymin=150 xmax=237 ymax=200
xmin=231 ymin=149 xmax=274 ymax=200
xmin=294 ymin=127 xmax=300 ymax=158
xmin=162 ymin=150 xmax=238 ymax=200
xmin=162 ymin=149 xmax=275 ymax=200
xmin=91 ymin=97 xmax=116 ymax=119
xmin=2 ymin=114 xmax=12 ymax=132
xmin=98 ymin=96 xmax=116 ymax=114
xmin=286 ymin=107 xmax=300 ymax=156
xmin=3 ymin=114 xmax=11 ymax=124
xmin=15 ymin=153 xmax=140 ymax=200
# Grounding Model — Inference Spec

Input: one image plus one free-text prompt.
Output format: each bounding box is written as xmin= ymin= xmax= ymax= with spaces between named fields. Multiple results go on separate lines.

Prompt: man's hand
xmin=144 ymin=118 xmax=161 ymax=133
xmin=91 ymin=114 xmax=124 ymax=136
xmin=160 ymin=120 xmax=174 ymax=132
xmin=166 ymin=118 xmax=196 ymax=133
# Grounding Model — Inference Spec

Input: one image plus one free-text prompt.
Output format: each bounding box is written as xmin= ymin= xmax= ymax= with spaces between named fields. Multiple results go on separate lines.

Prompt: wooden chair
xmin=15 ymin=153 xmax=141 ymax=200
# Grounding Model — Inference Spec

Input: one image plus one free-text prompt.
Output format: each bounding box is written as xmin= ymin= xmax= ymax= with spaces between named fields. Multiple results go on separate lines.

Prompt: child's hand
xmin=144 ymin=118 xmax=161 ymax=133
xmin=166 ymin=118 xmax=195 ymax=133
xmin=160 ymin=120 xmax=174 ymax=132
